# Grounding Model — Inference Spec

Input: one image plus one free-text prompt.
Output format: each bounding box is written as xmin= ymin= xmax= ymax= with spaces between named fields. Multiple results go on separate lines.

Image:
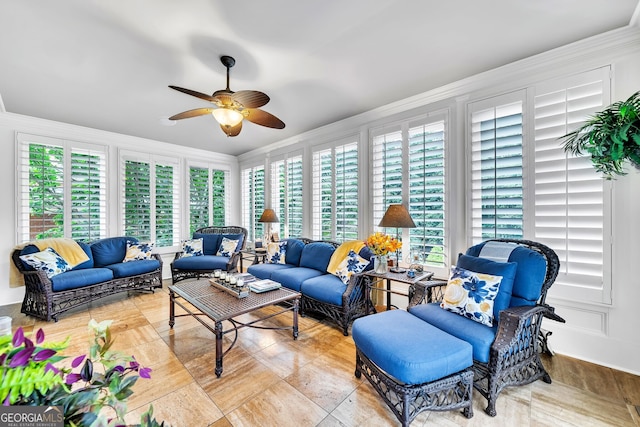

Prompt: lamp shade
xmin=258 ymin=208 xmax=279 ymax=223
xmin=378 ymin=204 xmax=416 ymax=228
xmin=212 ymin=108 xmax=243 ymax=127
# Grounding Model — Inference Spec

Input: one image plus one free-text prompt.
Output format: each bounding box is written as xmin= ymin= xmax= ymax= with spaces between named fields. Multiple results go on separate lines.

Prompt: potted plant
xmin=560 ymin=90 xmax=640 ymax=179
xmin=0 ymin=319 xmax=165 ymax=426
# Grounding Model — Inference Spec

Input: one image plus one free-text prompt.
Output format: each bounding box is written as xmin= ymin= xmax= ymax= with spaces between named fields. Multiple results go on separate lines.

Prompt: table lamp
xmin=258 ymin=208 xmax=279 ymax=243
xmin=379 ymin=204 xmax=416 ymax=273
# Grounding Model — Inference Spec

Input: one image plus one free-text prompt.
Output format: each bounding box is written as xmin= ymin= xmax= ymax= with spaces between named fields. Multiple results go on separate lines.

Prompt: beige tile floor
xmin=2 ymin=282 xmax=639 ymax=427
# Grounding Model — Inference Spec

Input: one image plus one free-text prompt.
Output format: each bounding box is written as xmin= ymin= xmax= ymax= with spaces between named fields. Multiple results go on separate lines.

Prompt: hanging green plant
xmin=560 ymin=90 xmax=640 ymax=179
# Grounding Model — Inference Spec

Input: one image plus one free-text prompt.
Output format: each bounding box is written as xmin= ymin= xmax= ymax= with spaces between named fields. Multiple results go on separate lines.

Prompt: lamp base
xmin=389 ymin=267 xmax=406 ymax=273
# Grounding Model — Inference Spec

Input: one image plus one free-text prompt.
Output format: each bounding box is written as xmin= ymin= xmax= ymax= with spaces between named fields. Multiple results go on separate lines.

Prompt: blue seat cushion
xmin=299 ymin=242 xmax=335 ymax=272
xmin=247 ymin=263 xmax=295 ymax=279
xmin=91 ymin=237 xmax=137 ymax=267
xmin=466 ymin=242 xmax=547 ymax=307
xmin=193 ymin=233 xmax=222 ymax=256
xmin=301 ymin=274 xmax=347 ymax=306
xmin=352 ymin=310 xmax=472 ymax=385
xmin=456 ymin=254 xmax=517 ymax=323
xmin=270 ymin=267 xmax=324 ymax=292
xmin=173 ymin=255 xmax=229 ymax=271
xmin=105 ymin=260 xmax=161 ymax=278
xmin=51 ymin=268 xmax=114 ymax=292
xmin=284 ymin=239 xmax=305 ymax=266
xmin=409 ymin=303 xmax=497 ymax=363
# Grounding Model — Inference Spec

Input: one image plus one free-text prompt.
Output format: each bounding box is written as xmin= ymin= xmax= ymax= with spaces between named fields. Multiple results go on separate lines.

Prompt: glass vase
xmin=374 ymin=255 xmax=388 ymax=274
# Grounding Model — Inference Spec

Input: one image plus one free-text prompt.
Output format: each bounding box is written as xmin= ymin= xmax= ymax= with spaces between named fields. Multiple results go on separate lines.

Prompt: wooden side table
xmin=363 ymin=270 xmax=434 ymax=312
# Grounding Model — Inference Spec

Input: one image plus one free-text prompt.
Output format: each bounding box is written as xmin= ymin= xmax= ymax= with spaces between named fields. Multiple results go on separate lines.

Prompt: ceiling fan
xmin=168 ymin=55 xmax=285 ymax=137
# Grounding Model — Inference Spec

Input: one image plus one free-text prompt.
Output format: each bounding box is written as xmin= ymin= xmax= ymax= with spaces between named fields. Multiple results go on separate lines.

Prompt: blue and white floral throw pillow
xmin=216 ymin=238 xmax=239 ymax=258
xmin=181 ymin=238 xmax=204 ymax=257
xmin=19 ymin=247 xmax=70 ymax=278
xmin=266 ymin=241 xmax=287 ymax=264
xmin=441 ymin=266 xmax=502 ymax=327
xmin=124 ymin=241 xmax=155 ymax=262
xmin=335 ymin=250 xmax=369 ymax=284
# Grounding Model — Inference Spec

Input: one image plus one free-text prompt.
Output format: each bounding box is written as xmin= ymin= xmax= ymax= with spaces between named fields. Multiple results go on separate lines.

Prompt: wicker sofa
xmin=247 ymin=238 xmax=373 ymax=335
xmin=170 ymin=226 xmax=248 ymax=283
xmin=12 ymin=236 xmax=163 ymax=322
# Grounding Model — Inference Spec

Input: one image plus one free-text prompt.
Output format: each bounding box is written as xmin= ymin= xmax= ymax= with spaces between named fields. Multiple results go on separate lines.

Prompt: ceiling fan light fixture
xmin=212 ymin=108 xmax=243 ymax=127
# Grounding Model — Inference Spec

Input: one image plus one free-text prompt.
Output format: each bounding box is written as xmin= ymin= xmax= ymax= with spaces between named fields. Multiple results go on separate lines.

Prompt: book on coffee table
xmin=250 ymin=279 xmax=281 ymax=293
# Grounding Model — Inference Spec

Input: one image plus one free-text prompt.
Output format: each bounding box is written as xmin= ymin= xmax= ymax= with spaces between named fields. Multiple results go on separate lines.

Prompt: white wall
xmin=0 ymin=114 xmax=240 ymax=303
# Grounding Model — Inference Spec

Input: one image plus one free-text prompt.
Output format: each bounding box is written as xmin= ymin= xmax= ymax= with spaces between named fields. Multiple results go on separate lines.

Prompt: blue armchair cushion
xmin=409 ymin=302 xmax=497 ymax=363
xmin=91 ymin=237 xmax=137 ymax=267
xmin=456 ymin=254 xmax=517 ymax=323
xmin=299 ymin=242 xmax=334 ymax=272
xmin=284 ymin=239 xmax=305 ymax=265
xmin=105 ymin=259 xmax=161 ymax=279
xmin=173 ymin=255 xmax=229 ymax=271
xmin=193 ymin=233 xmax=222 ymax=256
xmin=19 ymin=247 xmax=70 ymax=278
xmin=352 ymin=310 xmax=473 ymax=385
xmin=247 ymin=263 xmax=295 ymax=280
xmin=51 ymin=268 xmax=114 ymax=292
xmin=271 ymin=267 xmax=324 ymax=292
xmin=466 ymin=242 xmax=546 ymax=306
xmin=216 ymin=237 xmax=239 ymax=257
xmin=301 ymin=274 xmax=347 ymax=306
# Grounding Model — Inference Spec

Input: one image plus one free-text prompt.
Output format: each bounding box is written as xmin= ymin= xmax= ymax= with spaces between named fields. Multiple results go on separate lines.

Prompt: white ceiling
xmin=1 ymin=1 xmax=638 ymax=156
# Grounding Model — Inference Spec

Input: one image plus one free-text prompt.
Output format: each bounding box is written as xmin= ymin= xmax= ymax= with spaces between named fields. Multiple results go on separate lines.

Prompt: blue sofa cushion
xmin=247 ymin=263 xmax=295 ymax=279
xmin=284 ymin=239 xmax=305 ymax=266
xmin=193 ymin=233 xmax=222 ymax=256
xmin=353 ymin=310 xmax=472 ymax=385
xmin=456 ymin=254 xmax=517 ymax=323
xmin=173 ymin=255 xmax=229 ymax=271
xmin=409 ymin=303 xmax=497 ymax=363
xmin=271 ymin=267 xmax=324 ymax=292
xmin=299 ymin=242 xmax=334 ymax=272
xmin=91 ymin=237 xmax=137 ymax=267
xmin=301 ymin=274 xmax=347 ymax=306
xmin=72 ymin=241 xmax=94 ymax=270
xmin=466 ymin=242 xmax=546 ymax=307
xmin=51 ymin=268 xmax=114 ymax=292
xmin=105 ymin=260 xmax=161 ymax=279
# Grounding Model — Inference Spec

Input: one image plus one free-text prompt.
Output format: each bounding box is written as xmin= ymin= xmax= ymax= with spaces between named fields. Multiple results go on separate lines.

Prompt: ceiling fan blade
xmin=232 ymin=90 xmax=270 ymax=108
xmin=221 ymin=121 xmax=242 ymax=137
xmin=169 ymin=85 xmax=217 ymax=102
xmin=244 ymin=108 xmax=285 ymax=129
xmin=168 ymin=108 xmax=214 ymax=120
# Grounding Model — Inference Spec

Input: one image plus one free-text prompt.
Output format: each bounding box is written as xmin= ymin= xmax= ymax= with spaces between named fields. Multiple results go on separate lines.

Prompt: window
xmin=17 ymin=134 xmax=107 ymax=242
xmin=271 ymin=155 xmax=303 ymax=238
xmin=121 ymin=154 xmax=179 ymax=247
xmin=188 ymin=165 xmax=228 ymax=234
xmin=469 ymin=92 xmax=524 ymax=241
xmin=241 ymin=165 xmax=265 ymax=242
xmin=371 ymin=115 xmax=447 ymax=271
xmin=533 ymin=68 xmax=611 ymax=304
xmin=312 ymin=140 xmax=359 ymax=241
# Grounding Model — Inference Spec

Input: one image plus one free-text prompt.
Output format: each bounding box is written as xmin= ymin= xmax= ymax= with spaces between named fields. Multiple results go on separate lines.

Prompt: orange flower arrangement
xmin=365 ymin=232 xmax=401 ymax=256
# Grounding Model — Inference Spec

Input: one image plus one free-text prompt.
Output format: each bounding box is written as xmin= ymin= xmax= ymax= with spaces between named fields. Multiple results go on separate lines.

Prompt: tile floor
xmin=2 ymin=282 xmax=639 ymax=427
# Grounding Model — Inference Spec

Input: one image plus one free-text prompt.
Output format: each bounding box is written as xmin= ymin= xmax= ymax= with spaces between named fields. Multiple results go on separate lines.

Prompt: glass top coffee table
xmin=169 ymin=277 xmax=300 ymax=377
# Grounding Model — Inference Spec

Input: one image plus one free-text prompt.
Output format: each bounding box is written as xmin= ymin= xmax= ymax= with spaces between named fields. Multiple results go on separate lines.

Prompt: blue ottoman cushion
xmin=352 ymin=310 xmax=472 ymax=385
xmin=409 ymin=303 xmax=497 ymax=363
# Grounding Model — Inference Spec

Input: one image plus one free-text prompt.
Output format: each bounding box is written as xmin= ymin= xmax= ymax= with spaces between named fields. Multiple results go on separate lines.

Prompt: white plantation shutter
xmin=533 ymin=67 xmax=611 ymax=304
xmin=211 ymin=169 xmax=228 ymax=227
xmin=312 ymin=140 xmax=359 ymax=241
xmin=408 ymin=118 xmax=446 ymax=268
xmin=155 ymin=163 xmax=179 ymax=246
xmin=17 ymin=134 xmax=107 ymax=243
xmin=371 ymin=126 xmax=403 ymax=228
xmin=241 ymin=165 xmax=265 ymax=242
xmin=271 ymin=155 xmax=303 ymax=238
xmin=189 ymin=165 xmax=228 ymax=233
xmin=470 ymin=91 xmax=525 ymax=242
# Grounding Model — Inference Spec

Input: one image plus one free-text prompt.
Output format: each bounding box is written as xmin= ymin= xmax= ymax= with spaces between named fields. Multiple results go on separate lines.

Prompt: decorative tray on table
xmin=208 ymin=278 xmax=250 ymax=298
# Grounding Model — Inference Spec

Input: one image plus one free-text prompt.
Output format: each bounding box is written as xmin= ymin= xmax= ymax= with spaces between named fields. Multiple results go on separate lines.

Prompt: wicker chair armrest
xmin=228 ymin=251 xmax=241 ymax=271
xmin=491 ymin=304 xmax=550 ymax=358
xmin=172 ymin=251 xmax=183 ymax=262
xmin=408 ymin=280 xmax=448 ymax=307
xmin=341 ymin=272 xmax=367 ymax=305
xmin=21 ymin=269 xmax=54 ymax=293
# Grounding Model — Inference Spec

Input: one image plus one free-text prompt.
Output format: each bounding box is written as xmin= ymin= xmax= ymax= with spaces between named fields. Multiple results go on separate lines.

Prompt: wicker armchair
xmin=407 ymin=238 xmax=563 ymax=416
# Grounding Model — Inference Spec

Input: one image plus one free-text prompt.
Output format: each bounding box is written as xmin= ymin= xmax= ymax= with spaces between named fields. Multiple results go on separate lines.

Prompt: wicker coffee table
xmin=168 ymin=278 xmax=300 ymax=377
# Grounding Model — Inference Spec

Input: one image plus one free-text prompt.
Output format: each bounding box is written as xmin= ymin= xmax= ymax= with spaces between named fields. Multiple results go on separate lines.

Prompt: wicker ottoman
xmin=352 ymin=310 xmax=474 ymax=426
